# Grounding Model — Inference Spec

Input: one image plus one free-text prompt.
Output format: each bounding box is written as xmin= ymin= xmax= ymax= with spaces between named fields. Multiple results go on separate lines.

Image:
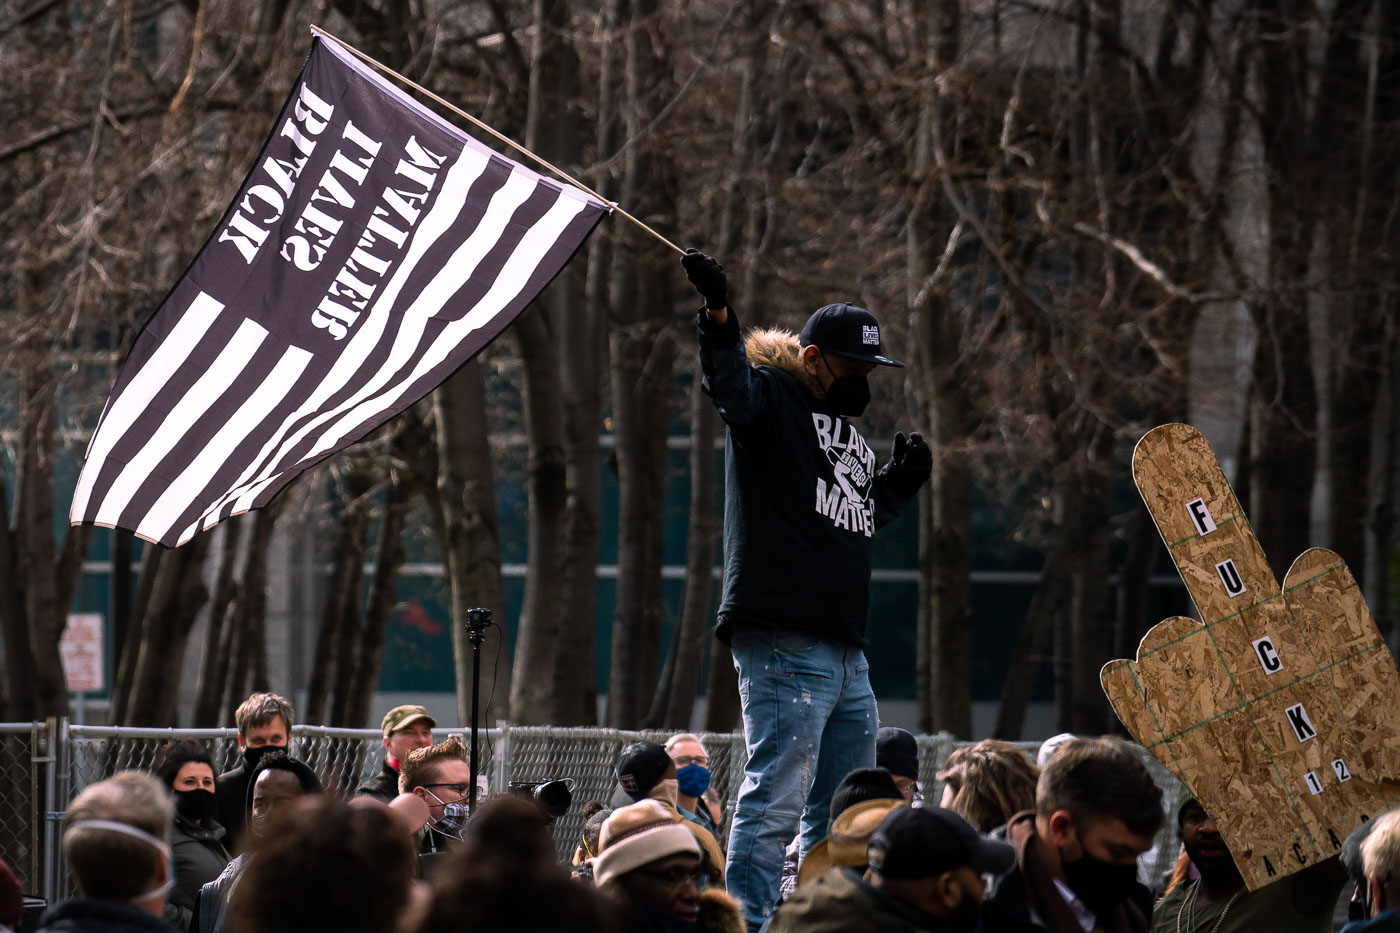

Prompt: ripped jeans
xmin=724 ymin=627 xmax=878 ymax=931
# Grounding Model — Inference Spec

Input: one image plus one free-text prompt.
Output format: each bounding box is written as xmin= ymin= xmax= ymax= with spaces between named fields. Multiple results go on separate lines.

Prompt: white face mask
xmin=68 ymin=819 xmax=175 ymax=903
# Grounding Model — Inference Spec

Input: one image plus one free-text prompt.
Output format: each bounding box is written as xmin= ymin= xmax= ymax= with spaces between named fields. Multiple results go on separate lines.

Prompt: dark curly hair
xmin=227 ymin=800 xmax=414 ymax=933
xmin=154 ymin=739 xmax=217 ymax=788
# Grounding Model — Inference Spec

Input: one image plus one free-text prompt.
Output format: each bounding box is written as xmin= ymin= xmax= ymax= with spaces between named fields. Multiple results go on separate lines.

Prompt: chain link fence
xmin=0 ymin=723 xmax=46 ymax=895
xmin=11 ymin=721 xmax=1182 ymax=903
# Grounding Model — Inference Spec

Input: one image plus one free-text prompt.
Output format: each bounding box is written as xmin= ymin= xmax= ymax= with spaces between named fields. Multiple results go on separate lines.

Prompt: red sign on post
xmin=61 ymin=613 xmax=105 ymax=693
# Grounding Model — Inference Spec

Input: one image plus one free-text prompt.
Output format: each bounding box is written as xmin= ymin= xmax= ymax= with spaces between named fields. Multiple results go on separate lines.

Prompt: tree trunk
xmin=193 ymin=520 xmax=243 ymax=726
xmin=17 ymin=336 xmax=68 ymax=719
xmin=0 ymin=476 xmax=35 ymax=721
xmin=434 ymin=360 xmax=508 ymax=728
xmin=306 ymin=465 xmax=372 ymax=725
xmin=340 ymin=453 xmax=411 ymax=729
xmin=996 ymin=524 xmax=1076 ymax=740
xmin=125 ymin=535 xmax=211 ymax=725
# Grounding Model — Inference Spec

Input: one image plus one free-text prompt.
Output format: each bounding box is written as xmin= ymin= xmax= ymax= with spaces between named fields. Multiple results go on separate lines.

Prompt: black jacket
xmin=698 ymin=310 xmax=912 ymax=646
xmin=356 ymin=761 xmax=400 ymax=802
xmin=38 ymin=899 xmax=181 ymax=933
xmin=213 ymin=762 xmax=251 ymax=847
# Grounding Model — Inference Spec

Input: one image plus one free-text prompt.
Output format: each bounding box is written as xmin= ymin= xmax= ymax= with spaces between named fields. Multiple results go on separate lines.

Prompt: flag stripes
xmin=70 ymin=37 xmax=609 ymax=546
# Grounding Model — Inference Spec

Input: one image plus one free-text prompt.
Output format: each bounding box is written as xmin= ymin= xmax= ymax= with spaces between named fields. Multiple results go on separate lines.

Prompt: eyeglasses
xmin=671 ymin=755 xmax=708 ymax=768
xmin=635 ymin=865 xmax=703 ymax=889
xmin=420 ymin=782 xmax=471 ymax=798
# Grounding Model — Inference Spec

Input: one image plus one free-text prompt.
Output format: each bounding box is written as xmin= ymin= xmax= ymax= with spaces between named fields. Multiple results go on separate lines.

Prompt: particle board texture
xmin=1101 ymin=423 xmax=1400 ymax=890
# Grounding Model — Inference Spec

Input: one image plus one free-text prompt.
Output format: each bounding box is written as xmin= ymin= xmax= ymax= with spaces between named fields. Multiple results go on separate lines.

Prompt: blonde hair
xmin=1363 ymin=810 xmax=1400 ymax=881
xmin=936 ymin=739 xmax=1039 ymax=833
xmin=399 ymin=738 xmax=469 ymax=794
xmin=234 ymin=692 xmax=294 ymax=737
xmin=63 ymin=772 xmax=173 ymax=899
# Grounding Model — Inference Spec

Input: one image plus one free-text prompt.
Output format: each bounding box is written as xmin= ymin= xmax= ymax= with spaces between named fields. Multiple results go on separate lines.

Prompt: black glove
xmin=681 ymin=248 xmax=729 ymax=310
xmin=886 ymin=431 xmax=933 ymax=497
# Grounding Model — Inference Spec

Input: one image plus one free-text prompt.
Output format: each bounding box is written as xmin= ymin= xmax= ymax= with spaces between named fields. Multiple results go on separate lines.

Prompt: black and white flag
xmin=70 ymin=37 xmax=609 ymax=547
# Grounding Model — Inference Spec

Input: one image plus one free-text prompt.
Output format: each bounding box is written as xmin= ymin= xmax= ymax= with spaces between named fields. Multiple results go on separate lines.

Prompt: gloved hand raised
xmin=887 ymin=432 xmax=932 ymax=496
xmin=681 ymin=248 xmax=729 ymax=310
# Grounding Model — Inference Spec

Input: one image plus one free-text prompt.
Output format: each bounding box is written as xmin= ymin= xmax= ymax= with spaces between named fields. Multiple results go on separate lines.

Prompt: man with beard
xmin=770 ymin=805 xmax=1016 ymax=932
xmin=213 ymin=693 xmax=293 ymax=847
xmin=984 ymin=736 xmax=1161 ymax=933
xmin=1150 ymin=798 xmax=1346 ymax=932
xmin=682 ymin=250 xmax=931 ymax=932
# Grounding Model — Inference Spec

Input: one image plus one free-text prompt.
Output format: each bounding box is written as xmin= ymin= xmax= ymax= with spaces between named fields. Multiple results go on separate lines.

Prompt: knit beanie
xmin=829 ymin=767 xmax=904 ymax=823
xmin=593 ymin=800 xmax=699 ymax=887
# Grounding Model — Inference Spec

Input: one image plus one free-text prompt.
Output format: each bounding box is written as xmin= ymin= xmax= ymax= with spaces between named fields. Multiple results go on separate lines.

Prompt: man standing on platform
xmin=682 ymin=249 xmax=931 ymax=930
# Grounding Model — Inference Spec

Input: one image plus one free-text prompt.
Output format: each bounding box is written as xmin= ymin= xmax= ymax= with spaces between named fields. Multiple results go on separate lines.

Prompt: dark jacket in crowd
xmin=163 ymin=813 xmax=230 ymax=932
xmin=37 ymin=900 xmax=181 ymax=933
xmin=985 ymin=812 xmax=1150 ymax=933
xmin=212 ymin=762 xmax=252 ymax=846
xmin=1344 ymin=911 xmax=1400 ymax=933
xmin=193 ymin=854 xmax=245 ymax=933
xmin=356 ymin=761 xmax=399 ymax=802
xmin=697 ymin=310 xmax=911 ymax=646
xmin=767 ymin=867 xmax=960 ymax=933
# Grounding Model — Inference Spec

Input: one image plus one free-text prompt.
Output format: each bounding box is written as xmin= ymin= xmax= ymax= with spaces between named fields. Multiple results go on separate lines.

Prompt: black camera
xmin=507 ymin=778 xmax=575 ymax=820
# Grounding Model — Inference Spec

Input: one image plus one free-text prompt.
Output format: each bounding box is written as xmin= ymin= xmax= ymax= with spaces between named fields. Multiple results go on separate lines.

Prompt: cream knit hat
xmin=593 ymin=800 xmax=699 ymax=887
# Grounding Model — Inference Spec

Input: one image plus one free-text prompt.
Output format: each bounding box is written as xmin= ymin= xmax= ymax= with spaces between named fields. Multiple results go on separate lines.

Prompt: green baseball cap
xmin=381 ymin=704 xmax=435 ymax=738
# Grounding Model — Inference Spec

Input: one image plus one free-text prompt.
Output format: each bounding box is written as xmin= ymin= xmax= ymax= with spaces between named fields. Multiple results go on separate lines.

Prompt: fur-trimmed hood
xmin=698 ymin=888 xmax=747 ymax=933
xmin=743 ymin=328 xmax=825 ymax=399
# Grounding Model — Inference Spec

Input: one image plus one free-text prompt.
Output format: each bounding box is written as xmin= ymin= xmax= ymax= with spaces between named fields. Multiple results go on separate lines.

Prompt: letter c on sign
xmin=1252 ymin=637 xmax=1282 ymax=675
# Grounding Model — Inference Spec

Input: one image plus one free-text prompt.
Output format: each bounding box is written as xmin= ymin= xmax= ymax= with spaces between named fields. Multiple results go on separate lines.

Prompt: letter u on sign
xmin=1216 ymin=558 xmax=1246 ymax=597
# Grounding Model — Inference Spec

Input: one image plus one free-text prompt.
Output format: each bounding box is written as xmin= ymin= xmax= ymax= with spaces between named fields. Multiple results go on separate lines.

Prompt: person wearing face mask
xmin=770 ymin=805 xmax=1015 ymax=933
xmin=618 ymin=742 xmax=727 ymax=887
xmin=154 ymin=741 xmax=230 ymax=932
xmin=1151 ymin=798 xmax=1345 ymax=933
xmin=983 ymin=737 xmax=1162 ymax=933
xmin=399 ymin=738 xmax=477 ymax=855
xmin=667 ymin=734 xmax=722 ymax=841
xmin=681 ymin=251 xmax=931 ymax=931
xmin=37 ymin=771 xmax=181 ymax=933
xmin=213 ymin=693 xmax=293 ymax=849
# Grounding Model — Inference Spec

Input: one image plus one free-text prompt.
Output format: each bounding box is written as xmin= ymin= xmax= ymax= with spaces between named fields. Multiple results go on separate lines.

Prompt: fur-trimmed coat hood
xmin=743 ymin=328 xmax=825 ymax=399
xmin=697 ymin=888 xmax=747 ymax=933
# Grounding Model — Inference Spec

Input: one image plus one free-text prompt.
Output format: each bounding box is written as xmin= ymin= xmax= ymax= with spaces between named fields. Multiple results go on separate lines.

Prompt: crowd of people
xmin=2 ymin=258 xmax=1391 ymax=933
xmin=1 ymin=688 xmax=1391 ymax=933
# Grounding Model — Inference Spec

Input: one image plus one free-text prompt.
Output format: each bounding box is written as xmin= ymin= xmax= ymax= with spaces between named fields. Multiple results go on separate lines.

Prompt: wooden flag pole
xmin=309 ymin=24 xmax=685 ymax=256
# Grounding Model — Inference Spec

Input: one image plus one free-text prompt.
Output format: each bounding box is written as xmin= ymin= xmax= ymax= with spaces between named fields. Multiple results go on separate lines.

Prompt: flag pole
xmin=309 ymin=24 xmax=685 ymax=256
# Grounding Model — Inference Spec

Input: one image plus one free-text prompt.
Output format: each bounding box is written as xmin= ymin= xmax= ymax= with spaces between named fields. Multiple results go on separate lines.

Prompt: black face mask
xmin=174 ymin=788 xmax=217 ymax=824
xmin=242 ymin=743 xmax=284 ymax=771
xmin=818 ymin=353 xmax=871 ymax=418
xmin=1061 ymin=852 xmax=1138 ymax=916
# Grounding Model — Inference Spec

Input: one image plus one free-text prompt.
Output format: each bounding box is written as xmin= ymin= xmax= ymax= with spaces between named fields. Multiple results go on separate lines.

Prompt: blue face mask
xmin=675 ymin=763 xmax=711 ymax=798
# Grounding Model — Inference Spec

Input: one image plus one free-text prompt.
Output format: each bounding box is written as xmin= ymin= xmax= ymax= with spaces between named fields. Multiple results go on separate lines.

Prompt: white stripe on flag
xmin=93 ymin=318 xmax=270 ymax=526
xmin=139 ymin=343 xmax=315 ymax=543
xmin=306 ymin=191 xmax=589 ymax=457
xmin=188 ymin=141 xmax=496 ymax=528
xmin=69 ymin=290 xmax=226 ymax=522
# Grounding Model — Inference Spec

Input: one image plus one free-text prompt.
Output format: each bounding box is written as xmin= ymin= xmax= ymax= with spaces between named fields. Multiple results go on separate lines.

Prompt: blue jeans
xmin=724 ymin=628 xmax=878 ymax=930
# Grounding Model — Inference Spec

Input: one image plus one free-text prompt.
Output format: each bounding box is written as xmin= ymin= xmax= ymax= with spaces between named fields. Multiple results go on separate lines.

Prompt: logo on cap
xmin=862 ymin=325 xmax=880 ymax=345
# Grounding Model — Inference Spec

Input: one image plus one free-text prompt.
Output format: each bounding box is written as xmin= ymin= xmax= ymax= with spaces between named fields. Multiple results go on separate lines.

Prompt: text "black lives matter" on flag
xmin=69 ymin=37 xmax=609 ymax=547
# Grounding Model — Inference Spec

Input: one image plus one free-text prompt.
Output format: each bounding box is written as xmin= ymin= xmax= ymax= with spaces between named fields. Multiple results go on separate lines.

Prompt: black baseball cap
xmin=799 ymin=303 xmax=904 ymax=367
xmin=867 ymin=806 xmax=1016 ymax=880
xmin=616 ymin=742 xmax=672 ymax=800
